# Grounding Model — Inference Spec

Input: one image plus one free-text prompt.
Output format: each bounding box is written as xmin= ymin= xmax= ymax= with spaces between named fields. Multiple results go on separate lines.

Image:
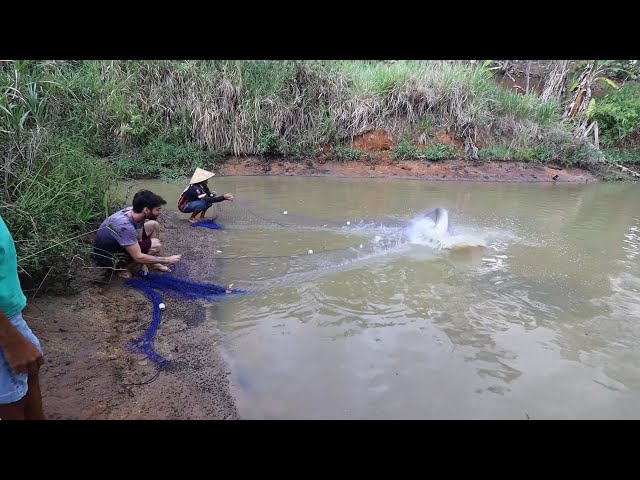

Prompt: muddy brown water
xmin=132 ymin=176 xmax=640 ymax=419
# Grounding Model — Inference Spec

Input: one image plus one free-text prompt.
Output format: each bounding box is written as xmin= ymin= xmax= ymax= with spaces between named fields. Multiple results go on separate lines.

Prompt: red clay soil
xmin=220 ymin=155 xmax=596 ymax=183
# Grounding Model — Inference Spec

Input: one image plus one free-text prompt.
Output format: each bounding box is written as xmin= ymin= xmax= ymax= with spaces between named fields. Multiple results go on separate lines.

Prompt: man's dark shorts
xmin=94 ymin=232 xmax=152 ymax=268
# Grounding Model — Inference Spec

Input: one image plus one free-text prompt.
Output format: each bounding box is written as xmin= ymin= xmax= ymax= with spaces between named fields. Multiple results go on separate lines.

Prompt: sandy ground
xmin=27 ymin=210 xmax=239 ymax=420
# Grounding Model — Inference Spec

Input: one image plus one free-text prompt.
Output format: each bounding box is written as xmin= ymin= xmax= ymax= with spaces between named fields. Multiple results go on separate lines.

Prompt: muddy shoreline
xmin=218 ymin=157 xmax=598 ymax=183
xmin=28 ymin=210 xmax=239 ymax=420
xmin=26 ymin=159 xmax=598 ymax=420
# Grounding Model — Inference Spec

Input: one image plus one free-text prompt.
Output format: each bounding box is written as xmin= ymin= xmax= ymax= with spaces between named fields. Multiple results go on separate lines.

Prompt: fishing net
xmin=124 ymin=267 xmax=246 ymax=367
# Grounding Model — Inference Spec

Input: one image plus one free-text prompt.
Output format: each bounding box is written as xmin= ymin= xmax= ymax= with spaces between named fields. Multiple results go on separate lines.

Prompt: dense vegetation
xmin=1 ymin=60 xmax=638 ymax=284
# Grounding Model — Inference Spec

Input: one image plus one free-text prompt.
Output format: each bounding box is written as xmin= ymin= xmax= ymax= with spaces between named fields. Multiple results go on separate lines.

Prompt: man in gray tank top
xmin=93 ymin=190 xmax=181 ymax=278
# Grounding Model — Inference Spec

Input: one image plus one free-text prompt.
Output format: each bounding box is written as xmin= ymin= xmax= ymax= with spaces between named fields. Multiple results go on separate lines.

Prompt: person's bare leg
xmin=0 ymin=367 xmax=45 ymax=420
xmin=147 ymin=238 xmax=161 ymax=255
xmin=143 ymin=220 xmax=161 ymax=239
xmin=0 ymin=396 xmax=27 ymax=420
xmin=148 ymin=238 xmax=170 ymax=272
xmin=24 ymin=366 xmax=45 ymax=420
xmin=189 ymin=211 xmax=200 ymax=223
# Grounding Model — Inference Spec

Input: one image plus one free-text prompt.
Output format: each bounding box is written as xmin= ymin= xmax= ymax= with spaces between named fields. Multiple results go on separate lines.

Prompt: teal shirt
xmin=0 ymin=215 xmax=27 ymax=317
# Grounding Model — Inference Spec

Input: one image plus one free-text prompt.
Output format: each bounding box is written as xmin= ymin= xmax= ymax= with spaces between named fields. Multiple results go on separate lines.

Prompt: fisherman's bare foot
xmin=117 ymin=270 xmax=132 ymax=279
xmin=150 ymin=263 xmax=171 ymax=273
xmin=189 ymin=218 xmax=198 ymax=224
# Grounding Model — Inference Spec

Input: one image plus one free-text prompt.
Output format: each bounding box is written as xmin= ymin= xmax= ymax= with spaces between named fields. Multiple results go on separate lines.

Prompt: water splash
xmin=404 ymin=209 xmax=487 ymax=250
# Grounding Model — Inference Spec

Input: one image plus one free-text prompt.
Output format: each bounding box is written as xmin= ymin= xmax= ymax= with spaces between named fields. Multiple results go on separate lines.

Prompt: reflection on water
xmin=133 ymin=177 xmax=640 ymax=419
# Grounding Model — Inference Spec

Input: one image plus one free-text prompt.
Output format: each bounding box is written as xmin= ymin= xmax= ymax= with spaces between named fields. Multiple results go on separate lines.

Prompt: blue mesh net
xmin=124 ymin=278 xmax=170 ymax=367
xmin=189 ymin=219 xmax=223 ymax=229
xmin=124 ymin=270 xmax=246 ymax=367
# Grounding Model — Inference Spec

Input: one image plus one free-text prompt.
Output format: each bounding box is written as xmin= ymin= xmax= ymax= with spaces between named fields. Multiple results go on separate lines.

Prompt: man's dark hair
xmin=132 ymin=190 xmax=167 ymax=213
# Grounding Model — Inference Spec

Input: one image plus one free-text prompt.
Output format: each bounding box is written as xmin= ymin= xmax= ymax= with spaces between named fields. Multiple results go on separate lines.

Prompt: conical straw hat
xmin=190 ymin=167 xmax=215 ymax=184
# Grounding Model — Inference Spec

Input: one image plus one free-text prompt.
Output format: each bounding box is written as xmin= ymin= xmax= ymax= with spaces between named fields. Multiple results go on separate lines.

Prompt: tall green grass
xmin=28 ymin=60 xmax=594 ymax=162
xmin=1 ymin=59 xmax=621 ymax=286
xmin=1 ymin=63 xmax=119 ymax=287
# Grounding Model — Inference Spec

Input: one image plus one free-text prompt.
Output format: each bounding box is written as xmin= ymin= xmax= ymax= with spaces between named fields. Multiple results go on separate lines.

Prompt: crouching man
xmin=93 ymin=190 xmax=181 ymax=278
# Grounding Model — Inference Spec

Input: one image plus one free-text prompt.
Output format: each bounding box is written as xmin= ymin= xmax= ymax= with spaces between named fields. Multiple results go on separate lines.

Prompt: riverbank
xmin=218 ymin=157 xmax=598 ymax=183
xmin=28 ymin=210 xmax=239 ymax=420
